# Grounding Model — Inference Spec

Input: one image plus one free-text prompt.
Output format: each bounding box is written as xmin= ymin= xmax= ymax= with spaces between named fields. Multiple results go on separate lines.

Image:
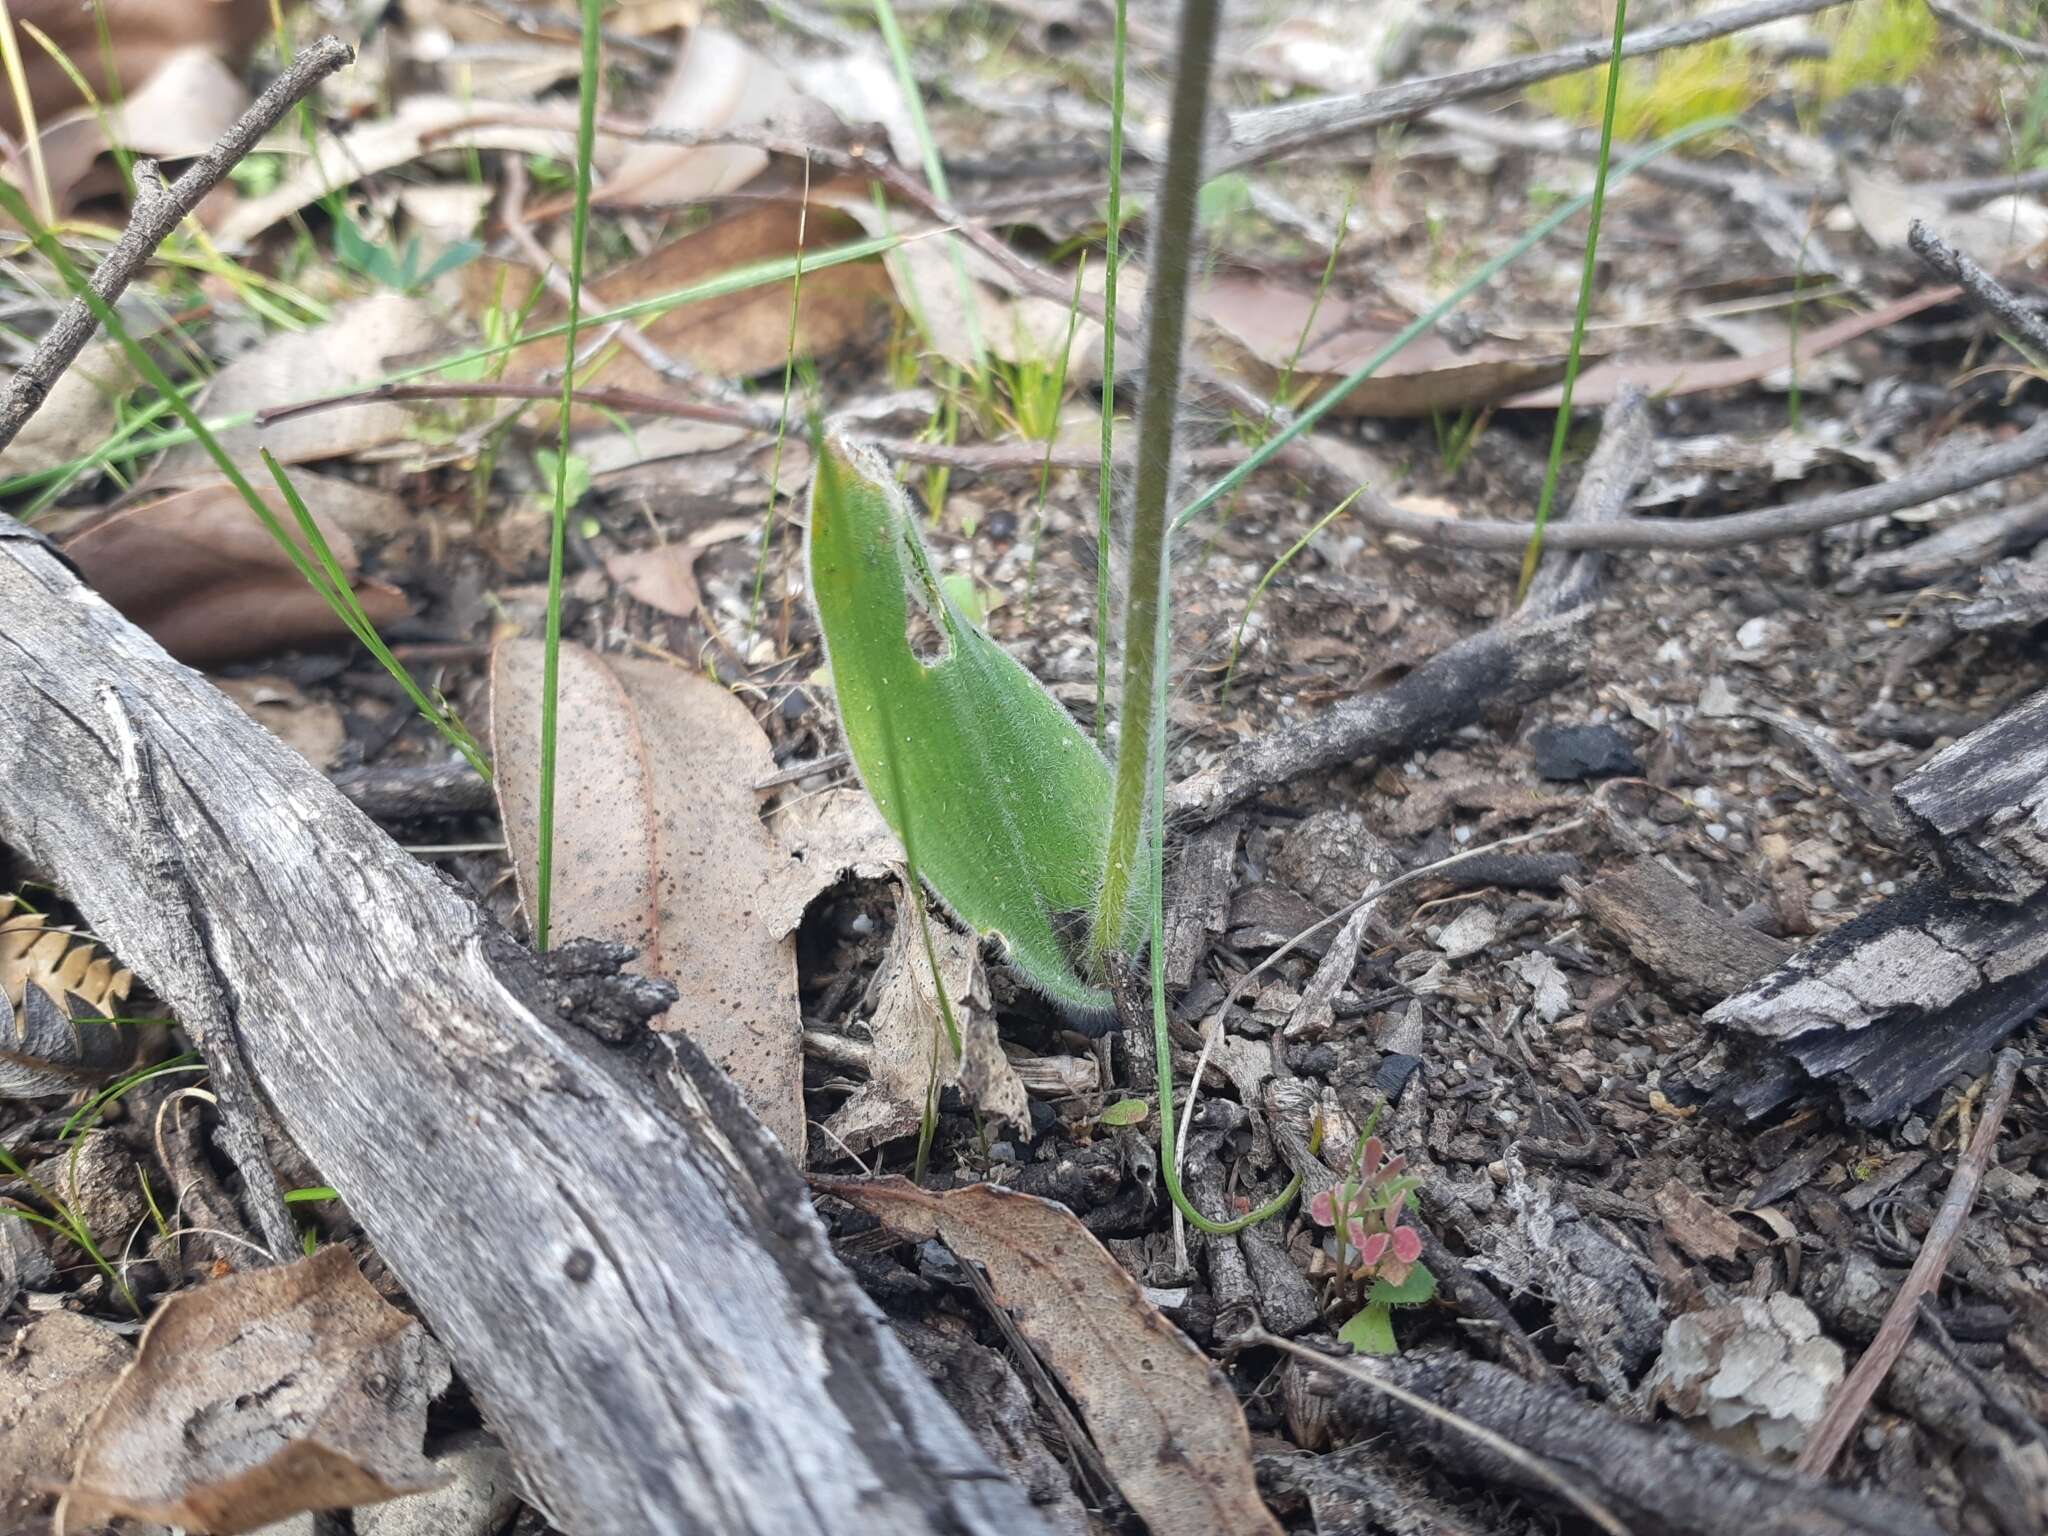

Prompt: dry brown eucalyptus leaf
xmin=1198 ymin=273 xmax=1577 ymax=417
xmin=210 ymin=103 xmax=582 ymax=247
xmin=0 ymin=1312 xmax=133 ymax=1532
xmin=480 ymin=198 xmax=893 ymax=411
xmin=214 ymin=676 xmax=347 ymax=770
xmin=0 ymin=0 xmax=275 ymax=141
xmin=594 ymin=25 xmax=810 ymax=208
xmin=605 ymin=543 xmax=703 ymax=620
xmin=1 ymin=894 xmax=133 ymax=1099
xmin=61 ymin=1245 xmax=452 ymax=1535
xmin=63 ymin=479 xmax=411 ymax=667
xmin=810 ymin=1177 xmax=1284 ymax=1536
xmin=821 ymin=886 xmax=1029 ymax=1157
xmin=20 ymin=49 xmax=248 ymax=216
xmin=490 ymin=643 xmax=890 ymax=1155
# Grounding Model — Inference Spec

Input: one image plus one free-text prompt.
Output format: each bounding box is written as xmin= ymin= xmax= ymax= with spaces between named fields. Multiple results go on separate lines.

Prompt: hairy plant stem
xmin=1094 ymin=0 xmax=1127 ymax=749
xmin=1092 ymin=0 xmax=1221 ymax=961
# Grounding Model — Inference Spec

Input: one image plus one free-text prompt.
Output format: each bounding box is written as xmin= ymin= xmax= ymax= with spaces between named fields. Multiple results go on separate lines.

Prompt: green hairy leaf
xmin=808 ymin=434 xmax=1135 ymax=1014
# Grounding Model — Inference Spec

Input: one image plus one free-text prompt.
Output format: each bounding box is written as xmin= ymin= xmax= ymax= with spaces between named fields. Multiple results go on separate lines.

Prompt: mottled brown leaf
xmin=62 ymin=1246 xmax=451 ymax=1535
xmin=812 ymin=1177 xmax=1283 ymax=1536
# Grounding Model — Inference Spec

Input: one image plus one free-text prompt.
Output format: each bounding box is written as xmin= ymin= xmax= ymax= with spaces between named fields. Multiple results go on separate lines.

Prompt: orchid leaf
xmin=807 ymin=433 xmax=1134 ymax=1014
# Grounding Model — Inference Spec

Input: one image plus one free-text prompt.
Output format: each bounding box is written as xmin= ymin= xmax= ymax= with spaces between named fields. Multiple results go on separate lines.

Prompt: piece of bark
xmin=1709 ymin=878 xmax=2048 ymax=1122
xmin=1169 ymin=389 xmax=1649 ymax=825
xmin=0 ymin=516 xmax=1049 ymax=1536
xmin=1332 ymin=1350 xmax=1942 ymax=1536
xmin=1843 ymin=491 xmax=2048 ymax=593
xmin=1896 ymin=685 xmax=2048 ymax=902
xmin=1579 ymin=858 xmax=1792 ymax=1003
xmin=329 ymin=759 xmax=496 ymax=821
xmin=1162 ymin=816 xmax=1241 ymax=988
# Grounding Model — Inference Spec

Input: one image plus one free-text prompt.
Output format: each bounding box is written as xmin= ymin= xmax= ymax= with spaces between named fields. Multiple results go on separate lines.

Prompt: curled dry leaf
xmin=0 ymin=1312 xmax=132 ymax=1532
xmin=821 ymin=885 xmax=1030 ymax=1158
xmin=0 ymin=0 xmax=273 ymax=141
xmin=816 ymin=190 xmax=1118 ymax=381
xmin=1506 ymin=286 xmax=1963 ymax=410
xmin=1199 ymin=273 xmax=1578 ymax=418
xmin=605 ymin=542 xmax=703 ymax=621
xmin=210 ymin=100 xmax=582 ymax=247
xmin=64 ymin=479 xmax=410 ymax=667
xmin=19 ymin=49 xmax=249 ymax=216
xmin=1843 ymin=164 xmax=2048 ymax=270
xmin=2 ymin=893 xmax=133 ymax=1099
xmin=595 ymin=25 xmax=817 ymax=208
xmin=489 ymin=646 xmax=897 ymax=1155
xmin=811 ymin=1177 xmax=1284 ymax=1536
xmin=482 ymin=197 xmax=893 ymax=408
xmin=153 ymin=293 xmax=446 ymax=482
xmin=61 ymin=1245 xmax=452 ymax=1535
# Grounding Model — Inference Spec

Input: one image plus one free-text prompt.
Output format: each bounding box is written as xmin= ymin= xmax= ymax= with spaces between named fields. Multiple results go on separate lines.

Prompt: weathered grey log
xmin=1712 ymin=687 xmax=2048 ymax=1121
xmin=1896 ymin=685 xmax=2048 ymax=902
xmin=1331 ymin=1350 xmax=1942 ymax=1536
xmin=0 ymin=515 xmax=1049 ymax=1536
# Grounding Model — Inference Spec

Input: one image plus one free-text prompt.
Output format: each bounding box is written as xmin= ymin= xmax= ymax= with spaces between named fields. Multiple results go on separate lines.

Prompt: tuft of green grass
xmin=0 ymin=177 xmax=490 ymax=776
xmin=1517 ymin=0 xmax=1632 ymax=603
xmin=1804 ymin=0 xmax=1935 ymax=102
xmin=1529 ymin=34 xmax=1756 ymax=143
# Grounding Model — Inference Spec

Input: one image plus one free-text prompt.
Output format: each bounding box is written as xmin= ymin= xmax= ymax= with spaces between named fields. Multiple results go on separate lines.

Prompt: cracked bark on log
xmin=1711 ymin=687 xmax=2048 ymax=1122
xmin=0 ymin=514 xmax=1049 ymax=1536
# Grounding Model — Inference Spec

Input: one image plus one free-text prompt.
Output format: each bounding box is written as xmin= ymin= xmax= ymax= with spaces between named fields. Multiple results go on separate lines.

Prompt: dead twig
xmin=1926 ymin=1 xmax=2048 ymax=62
xmin=1248 ymin=1333 xmax=1634 ymax=1536
xmin=1353 ymin=410 xmax=2048 ymax=554
xmin=0 ymin=35 xmax=354 ymax=454
xmin=1796 ymin=1048 xmax=2026 ymax=1476
xmin=1908 ymin=218 xmax=2048 ymax=359
xmin=1170 ymin=390 xmax=1653 ymax=824
xmin=1218 ymin=0 xmax=1849 ymax=170
xmin=500 ymin=155 xmax=773 ymax=422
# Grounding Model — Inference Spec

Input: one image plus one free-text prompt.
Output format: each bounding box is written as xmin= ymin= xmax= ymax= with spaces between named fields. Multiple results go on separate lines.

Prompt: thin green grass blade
xmin=1171 ymin=113 xmax=1736 ymax=535
xmin=809 ymin=433 xmax=1125 ymax=1013
xmin=1516 ymin=0 xmax=1631 ymax=603
xmin=536 ymin=0 xmax=604 ymax=951
xmin=1023 ymin=252 xmax=1088 ymax=603
xmin=1223 ymin=485 xmax=1365 ymax=699
xmin=0 ymin=178 xmax=489 ymax=778
xmin=870 ymin=0 xmax=987 ymax=382
xmin=0 ymin=233 xmax=910 ymax=499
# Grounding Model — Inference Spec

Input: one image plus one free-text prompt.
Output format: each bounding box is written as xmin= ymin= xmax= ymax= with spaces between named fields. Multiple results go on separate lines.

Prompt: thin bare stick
xmin=0 ymin=35 xmax=354 ymax=454
xmin=1218 ymin=0 xmax=1847 ymax=169
xmin=249 ymin=374 xmax=1315 ymax=477
xmin=1926 ymin=1 xmax=2048 ymax=62
xmin=1796 ymin=1047 xmax=2025 ymax=1477
xmin=1351 ymin=414 xmax=2048 ymax=553
xmin=1248 ymin=1332 xmax=1635 ymax=1536
xmin=500 ymin=156 xmax=773 ymax=422
xmin=1908 ymin=218 xmax=2048 ymax=359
